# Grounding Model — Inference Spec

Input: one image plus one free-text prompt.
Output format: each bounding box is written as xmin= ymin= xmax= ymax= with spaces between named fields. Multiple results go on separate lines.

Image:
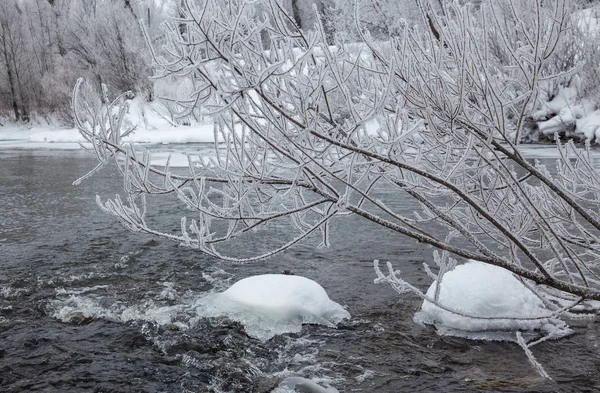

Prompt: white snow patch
xmin=0 ymin=126 xmax=86 ymax=149
xmin=414 ymin=261 xmax=571 ymax=341
xmin=532 ymin=82 xmax=579 ymax=122
xmin=536 ymin=99 xmax=596 ymax=137
xmin=578 ymin=6 xmax=600 ymax=34
xmin=197 ymin=274 xmax=351 ymax=341
xmin=28 ymin=128 xmax=82 ymax=143
xmin=576 ymin=109 xmax=600 ymax=141
xmin=0 ymin=124 xmax=217 ymax=149
xmin=529 ymin=75 xmax=600 ymax=142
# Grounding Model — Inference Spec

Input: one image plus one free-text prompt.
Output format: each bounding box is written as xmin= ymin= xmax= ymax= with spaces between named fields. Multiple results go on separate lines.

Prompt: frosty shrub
xmin=325 ymin=0 xmax=421 ymax=42
xmin=568 ymin=3 xmax=600 ymax=102
xmin=74 ymin=0 xmax=600 ymax=374
xmin=523 ymin=1 xmax=600 ymax=116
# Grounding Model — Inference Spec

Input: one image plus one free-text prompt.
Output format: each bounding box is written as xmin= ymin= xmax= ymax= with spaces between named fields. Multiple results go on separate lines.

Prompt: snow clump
xmin=414 ymin=261 xmax=571 ymax=341
xmin=198 ymin=274 xmax=351 ymax=341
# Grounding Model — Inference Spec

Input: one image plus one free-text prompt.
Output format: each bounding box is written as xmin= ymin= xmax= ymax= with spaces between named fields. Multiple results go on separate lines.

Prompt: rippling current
xmin=1 ymin=146 xmax=599 ymax=392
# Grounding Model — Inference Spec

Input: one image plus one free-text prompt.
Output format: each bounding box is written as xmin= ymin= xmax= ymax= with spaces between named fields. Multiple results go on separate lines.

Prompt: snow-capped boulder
xmin=414 ymin=261 xmax=571 ymax=341
xmin=199 ymin=274 xmax=351 ymax=341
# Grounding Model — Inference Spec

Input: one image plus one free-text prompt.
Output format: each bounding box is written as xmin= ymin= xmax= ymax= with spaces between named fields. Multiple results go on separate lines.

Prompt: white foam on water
xmin=201 ymin=268 xmax=235 ymax=291
xmin=1 ymin=285 xmax=29 ymax=299
xmin=157 ymin=282 xmax=179 ymax=301
xmin=55 ymin=285 xmax=110 ymax=296
xmin=291 ymin=351 xmax=318 ymax=365
xmin=272 ymin=377 xmax=340 ymax=393
xmin=355 ymin=369 xmax=375 ymax=383
xmin=48 ymin=293 xmax=191 ymax=329
xmin=49 ymin=274 xmax=350 ymax=341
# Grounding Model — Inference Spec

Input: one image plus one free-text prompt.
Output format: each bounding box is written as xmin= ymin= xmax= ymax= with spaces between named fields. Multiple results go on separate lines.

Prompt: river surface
xmin=1 ymin=146 xmax=599 ymax=392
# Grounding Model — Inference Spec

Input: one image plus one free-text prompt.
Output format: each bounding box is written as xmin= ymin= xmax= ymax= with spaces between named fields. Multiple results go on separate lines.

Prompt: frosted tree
xmin=0 ymin=0 xmax=165 ymax=124
xmin=0 ymin=0 xmax=32 ymax=121
xmin=63 ymin=0 xmax=152 ymax=99
xmin=326 ymin=0 xmax=421 ymax=41
xmin=74 ymin=0 xmax=600 ymax=372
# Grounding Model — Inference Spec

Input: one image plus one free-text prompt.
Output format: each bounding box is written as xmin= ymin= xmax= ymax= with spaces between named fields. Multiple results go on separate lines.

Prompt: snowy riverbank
xmin=0 ymin=123 xmax=217 ymax=150
xmin=5 ymin=124 xmax=600 ymax=163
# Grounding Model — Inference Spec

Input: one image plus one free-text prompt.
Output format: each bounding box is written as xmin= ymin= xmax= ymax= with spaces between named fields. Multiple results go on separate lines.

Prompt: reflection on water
xmin=0 ymin=146 xmax=599 ymax=392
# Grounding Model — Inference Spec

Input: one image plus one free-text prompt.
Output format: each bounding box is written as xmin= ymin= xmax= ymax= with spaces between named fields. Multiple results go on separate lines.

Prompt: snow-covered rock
xmin=535 ymin=95 xmax=597 ymax=139
xmin=532 ymin=82 xmax=579 ymax=122
xmin=576 ymin=109 xmax=600 ymax=141
xmin=414 ymin=261 xmax=571 ymax=341
xmin=198 ymin=274 xmax=351 ymax=341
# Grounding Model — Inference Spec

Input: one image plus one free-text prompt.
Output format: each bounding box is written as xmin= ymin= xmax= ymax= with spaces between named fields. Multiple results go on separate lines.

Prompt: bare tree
xmin=74 ymin=0 xmax=600 ymax=354
xmin=0 ymin=0 xmax=161 ymax=124
xmin=0 ymin=0 xmax=28 ymax=120
xmin=326 ymin=0 xmax=421 ymax=41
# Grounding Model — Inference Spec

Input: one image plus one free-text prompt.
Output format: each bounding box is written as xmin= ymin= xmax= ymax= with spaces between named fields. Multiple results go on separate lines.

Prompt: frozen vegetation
xmin=523 ymin=6 xmax=600 ymax=144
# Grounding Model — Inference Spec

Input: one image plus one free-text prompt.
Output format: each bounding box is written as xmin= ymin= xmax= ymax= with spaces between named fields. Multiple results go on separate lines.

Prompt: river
xmin=1 ymin=146 xmax=599 ymax=392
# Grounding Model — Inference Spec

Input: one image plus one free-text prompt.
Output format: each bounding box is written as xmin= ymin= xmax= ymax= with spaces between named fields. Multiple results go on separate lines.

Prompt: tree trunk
xmin=317 ymin=0 xmax=334 ymax=45
xmin=291 ymin=0 xmax=302 ymax=29
xmin=124 ymin=0 xmax=136 ymax=18
xmin=1 ymin=42 xmax=20 ymax=121
xmin=0 ymin=20 xmax=20 ymax=121
xmin=6 ymin=21 xmax=29 ymax=121
xmin=413 ymin=0 xmax=441 ymax=42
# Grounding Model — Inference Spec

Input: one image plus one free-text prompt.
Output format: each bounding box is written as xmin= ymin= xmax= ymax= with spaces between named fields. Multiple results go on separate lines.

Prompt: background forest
xmin=0 ymin=0 xmax=443 ymax=126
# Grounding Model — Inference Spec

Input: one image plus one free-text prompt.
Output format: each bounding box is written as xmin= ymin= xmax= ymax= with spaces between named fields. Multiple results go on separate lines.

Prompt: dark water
xmin=1 ymin=147 xmax=599 ymax=393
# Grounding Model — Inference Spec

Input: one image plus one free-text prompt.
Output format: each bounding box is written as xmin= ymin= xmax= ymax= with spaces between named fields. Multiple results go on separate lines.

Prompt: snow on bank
xmin=0 ymin=98 xmax=219 ymax=149
xmin=0 ymin=126 xmax=83 ymax=150
xmin=30 ymin=124 xmax=217 ymax=144
xmin=532 ymin=77 xmax=600 ymax=142
xmin=414 ymin=261 xmax=571 ymax=341
xmin=198 ymin=274 xmax=351 ymax=341
xmin=528 ymin=5 xmax=600 ymax=144
xmin=0 ymin=123 xmax=216 ymax=149
xmin=517 ymin=144 xmax=600 ymax=158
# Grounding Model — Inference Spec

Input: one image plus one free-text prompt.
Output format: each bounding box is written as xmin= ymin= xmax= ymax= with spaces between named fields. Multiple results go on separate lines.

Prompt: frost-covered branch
xmin=74 ymin=0 xmax=600 ymax=339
